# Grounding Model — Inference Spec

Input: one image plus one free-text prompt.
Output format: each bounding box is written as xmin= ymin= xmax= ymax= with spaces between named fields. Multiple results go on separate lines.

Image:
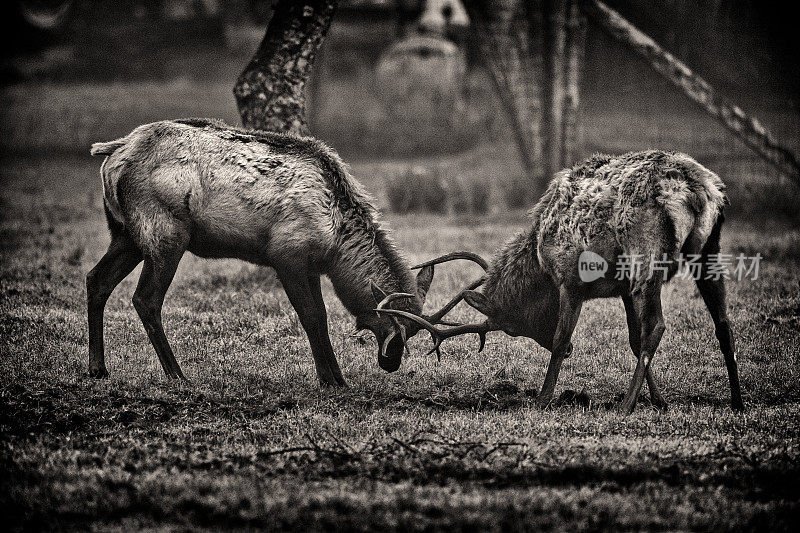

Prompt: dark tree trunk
xmin=464 ymin=0 xmax=549 ymax=200
xmin=465 ymin=0 xmax=585 ymax=201
xmin=544 ymin=0 xmax=567 ymax=173
xmin=233 ymin=1 xmax=338 ymax=135
xmin=561 ymin=0 xmax=586 ymax=166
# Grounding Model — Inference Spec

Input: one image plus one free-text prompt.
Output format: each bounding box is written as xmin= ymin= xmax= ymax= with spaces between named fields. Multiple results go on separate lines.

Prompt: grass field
xmin=1 ymin=69 xmax=800 ymax=529
xmin=1 ymin=148 xmax=799 ymax=530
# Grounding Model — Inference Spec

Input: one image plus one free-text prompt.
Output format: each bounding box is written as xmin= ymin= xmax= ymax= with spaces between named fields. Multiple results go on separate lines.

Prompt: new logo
xmin=578 ymin=250 xmax=608 ymax=282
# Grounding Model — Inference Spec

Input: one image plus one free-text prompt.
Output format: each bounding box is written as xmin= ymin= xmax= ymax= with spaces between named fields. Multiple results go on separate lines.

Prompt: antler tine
xmin=374 ymin=292 xmax=416 ymax=356
xmin=374 ymin=308 xmax=491 ymax=359
xmin=381 ymin=323 xmax=411 ymax=357
xmin=378 ymin=308 xmax=448 ymax=360
xmin=375 ymin=292 xmax=416 ymax=310
xmin=411 ymin=251 xmax=489 ymax=271
xmin=426 ymin=276 xmax=486 ymax=324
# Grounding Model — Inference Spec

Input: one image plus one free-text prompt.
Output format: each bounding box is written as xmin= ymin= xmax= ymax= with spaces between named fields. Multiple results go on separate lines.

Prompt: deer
xmin=86 ymin=118 xmax=457 ymax=385
xmin=376 ymin=150 xmax=744 ymax=414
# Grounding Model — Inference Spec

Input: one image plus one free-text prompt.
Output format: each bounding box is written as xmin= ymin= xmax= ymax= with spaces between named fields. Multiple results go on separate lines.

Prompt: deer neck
xmin=327 ymin=224 xmax=417 ymax=318
xmin=484 ymin=229 xmax=560 ymax=347
xmin=485 ymin=230 xmax=539 ymax=304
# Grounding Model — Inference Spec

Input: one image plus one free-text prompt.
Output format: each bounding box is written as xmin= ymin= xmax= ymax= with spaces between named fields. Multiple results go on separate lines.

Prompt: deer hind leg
xmin=537 ymin=285 xmax=583 ymax=408
xmin=86 ymin=235 xmax=143 ymax=377
xmin=694 ymin=218 xmax=744 ymax=411
xmin=696 ymin=276 xmax=743 ymax=411
xmin=278 ymin=271 xmax=346 ymax=387
xmin=619 ymin=280 xmax=665 ymax=414
xmin=131 ymin=232 xmax=187 ymax=380
xmin=622 ymin=294 xmax=667 ymax=410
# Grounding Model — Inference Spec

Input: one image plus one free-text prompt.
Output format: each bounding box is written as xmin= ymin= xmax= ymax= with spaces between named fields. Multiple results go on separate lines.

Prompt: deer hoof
xmin=534 ymin=395 xmax=553 ymax=409
xmin=616 ymin=402 xmax=636 ymax=415
xmin=88 ymin=366 xmax=109 ymax=379
xmin=652 ymin=397 xmax=668 ymax=411
xmin=563 ymin=342 xmax=574 ymax=358
xmin=320 ymin=377 xmax=348 ymax=388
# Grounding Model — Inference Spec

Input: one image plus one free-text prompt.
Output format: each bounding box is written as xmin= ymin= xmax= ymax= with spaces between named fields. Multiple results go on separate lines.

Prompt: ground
xmin=1 ymin=78 xmax=800 ymax=530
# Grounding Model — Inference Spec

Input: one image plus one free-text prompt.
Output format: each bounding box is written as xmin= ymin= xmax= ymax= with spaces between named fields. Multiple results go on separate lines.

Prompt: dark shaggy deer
xmin=87 ymin=118 xmax=437 ymax=385
xmin=377 ymin=151 xmax=744 ymax=414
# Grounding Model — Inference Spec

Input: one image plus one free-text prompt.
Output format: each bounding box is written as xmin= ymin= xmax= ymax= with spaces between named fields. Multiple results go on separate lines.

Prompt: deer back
xmin=96 ymin=120 xmax=377 ymax=267
xmin=533 ymin=151 xmax=726 ymax=289
xmin=474 ymin=151 xmax=726 ymax=346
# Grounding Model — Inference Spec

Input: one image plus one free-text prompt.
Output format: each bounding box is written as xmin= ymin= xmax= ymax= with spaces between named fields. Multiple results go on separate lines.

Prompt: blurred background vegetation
xmin=1 ymin=0 xmax=798 ymax=219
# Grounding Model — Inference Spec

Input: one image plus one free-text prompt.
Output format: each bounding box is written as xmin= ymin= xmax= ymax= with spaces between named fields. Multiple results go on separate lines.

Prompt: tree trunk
xmin=465 ymin=0 xmax=550 ymax=200
xmin=545 ymin=0 xmax=567 ymax=172
xmin=561 ymin=0 xmax=586 ymax=166
xmin=233 ymin=1 xmax=338 ymax=135
xmin=465 ymin=0 xmax=584 ymax=201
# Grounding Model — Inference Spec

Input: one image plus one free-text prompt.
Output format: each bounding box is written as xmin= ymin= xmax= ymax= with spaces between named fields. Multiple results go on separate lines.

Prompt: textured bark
xmin=465 ymin=1 xmax=584 ymax=198
xmin=233 ymin=1 xmax=338 ymax=135
xmin=561 ymin=0 xmax=586 ymax=166
xmin=464 ymin=0 xmax=550 ymax=198
xmin=545 ymin=0 xmax=567 ymax=172
xmin=584 ymin=0 xmax=800 ymax=186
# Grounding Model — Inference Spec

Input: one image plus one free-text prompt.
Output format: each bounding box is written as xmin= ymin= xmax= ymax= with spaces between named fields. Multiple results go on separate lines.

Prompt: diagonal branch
xmin=584 ymin=0 xmax=800 ymax=187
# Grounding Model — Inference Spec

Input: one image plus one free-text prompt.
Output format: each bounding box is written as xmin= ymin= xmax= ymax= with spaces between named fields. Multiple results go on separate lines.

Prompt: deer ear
xmin=462 ymin=290 xmax=494 ymax=316
xmin=416 ymin=265 xmax=434 ymax=301
xmin=370 ymin=281 xmax=388 ymax=305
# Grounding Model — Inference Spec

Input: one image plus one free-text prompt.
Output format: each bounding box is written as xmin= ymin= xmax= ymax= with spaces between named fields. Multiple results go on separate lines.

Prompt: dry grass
xmin=2 ymin=69 xmax=800 ymax=528
xmin=1 ymin=148 xmax=799 ymax=530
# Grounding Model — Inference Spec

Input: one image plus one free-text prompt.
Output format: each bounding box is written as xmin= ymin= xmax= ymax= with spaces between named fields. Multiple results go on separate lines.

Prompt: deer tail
xmin=659 ymin=158 xmax=727 ymax=254
xmin=91 ymin=138 xmax=128 ymax=228
xmin=90 ymin=138 xmax=128 ymax=157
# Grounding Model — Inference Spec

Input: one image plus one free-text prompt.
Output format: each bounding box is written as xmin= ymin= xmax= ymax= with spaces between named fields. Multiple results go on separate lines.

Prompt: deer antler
xmin=374 ymin=292 xmax=415 ymax=356
xmin=374 ymin=307 xmax=492 ymax=361
xmin=411 ymin=252 xmax=489 ymax=324
xmin=412 ymin=251 xmax=489 ymax=271
xmin=425 ymin=277 xmax=486 ymax=324
xmin=375 ymin=292 xmax=415 ymax=311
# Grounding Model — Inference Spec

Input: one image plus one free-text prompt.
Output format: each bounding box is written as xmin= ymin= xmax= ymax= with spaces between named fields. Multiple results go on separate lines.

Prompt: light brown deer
xmin=377 ymin=151 xmax=744 ymax=414
xmin=87 ymin=118 xmax=438 ymax=385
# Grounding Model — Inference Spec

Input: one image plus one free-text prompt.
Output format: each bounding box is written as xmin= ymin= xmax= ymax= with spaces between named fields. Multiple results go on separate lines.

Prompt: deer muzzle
xmin=378 ymin=330 xmax=405 ymax=372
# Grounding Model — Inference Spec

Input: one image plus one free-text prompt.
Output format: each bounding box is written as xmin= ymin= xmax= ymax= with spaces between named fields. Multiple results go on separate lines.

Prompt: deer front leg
xmin=622 ymin=294 xmax=667 ymax=410
xmin=619 ymin=282 xmax=665 ymax=414
xmin=536 ymin=286 xmax=583 ymax=408
xmin=279 ymin=272 xmax=347 ymax=387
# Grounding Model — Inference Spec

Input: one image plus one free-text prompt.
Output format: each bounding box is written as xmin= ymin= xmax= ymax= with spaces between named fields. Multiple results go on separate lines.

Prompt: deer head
xmin=352 ymin=265 xmax=435 ymax=372
xmin=372 ymin=251 xmax=496 ymax=359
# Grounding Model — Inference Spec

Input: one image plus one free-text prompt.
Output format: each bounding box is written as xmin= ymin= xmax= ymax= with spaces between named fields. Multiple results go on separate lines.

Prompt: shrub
xmin=385 ymin=166 xmax=492 ymax=214
xmin=386 ymin=166 xmax=448 ymax=214
xmin=448 ymin=174 xmax=490 ymax=215
xmin=499 ymin=173 xmax=535 ymax=209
